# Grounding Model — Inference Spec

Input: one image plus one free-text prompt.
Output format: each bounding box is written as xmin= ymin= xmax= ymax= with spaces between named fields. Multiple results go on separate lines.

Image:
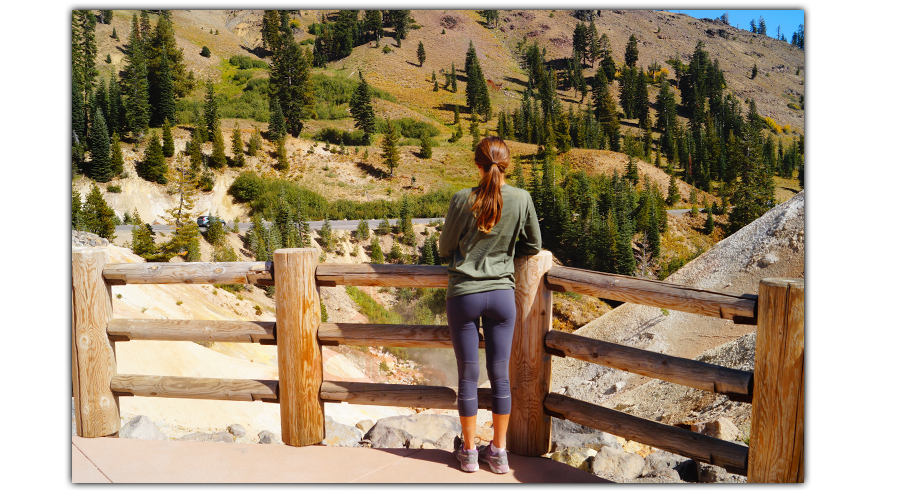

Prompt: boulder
xmin=549 ymin=447 xmax=597 ymax=472
xmin=179 ymin=431 xmax=234 ymax=443
xmin=591 ymin=447 xmax=646 ymax=480
xmin=258 ymin=430 xmax=281 ymax=444
xmin=641 ymin=450 xmax=695 ymax=480
xmin=364 ymin=414 xmax=461 ymax=449
xmin=356 ymin=419 xmax=375 ymax=434
xmin=119 ymin=415 xmax=167 ymax=441
xmin=690 ymin=417 xmax=740 ymax=441
xmin=551 ymin=418 xmax=622 ymax=453
xmin=696 ymin=463 xmax=746 ymax=483
xmin=322 ymin=416 xmax=363 ymax=447
xmin=227 ymin=423 xmax=246 ymax=438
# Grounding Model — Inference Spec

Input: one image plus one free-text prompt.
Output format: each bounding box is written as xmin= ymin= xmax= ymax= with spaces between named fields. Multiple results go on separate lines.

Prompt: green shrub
xmin=106 ymin=185 xmax=122 ymax=193
xmin=200 ymin=46 xmax=211 ymax=57
xmin=313 ymin=127 xmax=370 ymax=146
xmin=228 ymin=55 xmax=269 ymax=70
xmin=382 ymin=45 xmax=392 ymax=54
xmin=243 ymin=77 xmax=269 ymax=93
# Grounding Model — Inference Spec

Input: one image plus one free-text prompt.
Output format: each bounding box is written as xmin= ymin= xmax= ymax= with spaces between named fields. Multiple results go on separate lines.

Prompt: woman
xmin=438 ymin=136 xmax=541 ymax=473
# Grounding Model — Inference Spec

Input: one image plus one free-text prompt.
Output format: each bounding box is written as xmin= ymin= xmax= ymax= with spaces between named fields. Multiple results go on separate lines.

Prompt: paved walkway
xmin=72 ymin=436 xmax=611 ymax=484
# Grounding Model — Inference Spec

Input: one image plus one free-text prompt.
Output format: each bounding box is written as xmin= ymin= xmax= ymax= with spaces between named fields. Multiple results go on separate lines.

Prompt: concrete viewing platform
xmin=72 ymin=436 xmax=610 ymax=484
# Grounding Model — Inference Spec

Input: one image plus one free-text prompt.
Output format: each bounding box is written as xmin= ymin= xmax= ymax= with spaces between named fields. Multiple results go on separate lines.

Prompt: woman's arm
xmin=515 ymin=192 xmax=542 ymax=256
xmin=438 ymin=194 xmax=464 ymax=258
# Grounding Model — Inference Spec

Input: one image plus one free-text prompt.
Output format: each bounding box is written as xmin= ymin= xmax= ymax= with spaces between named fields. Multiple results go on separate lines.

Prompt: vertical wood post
xmin=72 ymin=248 xmax=120 ymax=437
xmin=508 ymin=250 xmax=554 ymax=456
xmin=748 ymin=278 xmax=804 ymax=483
xmin=274 ymin=248 xmax=324 ymax=446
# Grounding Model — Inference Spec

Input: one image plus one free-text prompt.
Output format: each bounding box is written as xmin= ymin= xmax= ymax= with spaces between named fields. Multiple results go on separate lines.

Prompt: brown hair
xmin=469 ymin=136 xmax=510 ymax=233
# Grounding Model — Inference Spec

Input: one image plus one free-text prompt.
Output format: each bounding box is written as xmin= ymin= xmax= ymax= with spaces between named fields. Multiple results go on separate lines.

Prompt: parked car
xmin=197 ymin=215 xmax=227 ymax=228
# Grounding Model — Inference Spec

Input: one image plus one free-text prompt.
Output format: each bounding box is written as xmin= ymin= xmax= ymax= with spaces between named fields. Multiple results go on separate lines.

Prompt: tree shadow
xmin=503 ymin=75 xmax=528 ymax=88
xmin=356 ymin=161 xmax=388 ymax=179
xmin=240 ymin=44 xmax=271 ymax=59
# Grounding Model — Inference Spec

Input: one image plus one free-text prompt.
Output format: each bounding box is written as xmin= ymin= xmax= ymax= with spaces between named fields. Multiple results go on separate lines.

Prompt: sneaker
xmin=478 ymin=441 xmax=509 ymax=474
xmin=456 ymin=445 xmax=479 ymax=472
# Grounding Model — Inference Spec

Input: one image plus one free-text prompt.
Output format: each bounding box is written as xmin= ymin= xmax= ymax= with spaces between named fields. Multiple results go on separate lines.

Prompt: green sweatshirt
xmin=438 ymin=184 xmax=542 ymax=298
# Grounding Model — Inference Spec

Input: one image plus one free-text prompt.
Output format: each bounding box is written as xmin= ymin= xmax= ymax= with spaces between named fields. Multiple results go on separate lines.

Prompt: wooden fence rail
xmin=73 ymin=247 xmax=804 ymax=482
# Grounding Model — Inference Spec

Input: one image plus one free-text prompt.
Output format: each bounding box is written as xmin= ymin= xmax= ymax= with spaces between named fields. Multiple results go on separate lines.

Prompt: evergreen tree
xmin=593 ymin=70 xmax=620 ymax=152
xmin=210 ymin=122 xmax=227 ymax=169
xmin=159 ymin=158 xmax=201 ymax=261
xmin=130 ymin=210 xmax=158 ymax=258
xmin=153 ymin=46 xmax=177 ymax=127
xmin=370 ymin=236 xmax=384 ymax=263
xmin=123 ymin=14 xmax=150 ymax=135
xmin=450 ymin=61 xmax=457 ymax=92
xmin=381 ymin=119 xmax=400 ymax=176
xmin=72 ymin=188 xmax=83 ymax=230
xmin=417 ymin=40 xmax=426 ymax=66
xmin=704 ymin=203 xmax=715 ymax=234
xmin=146 ymin=13 xmax=191 ymax=99
xmin=89 ymin=111 xmax=112 ymax=182
xmin=141 ymin=132 xmax=168 ymax=183
xmin=203 ymin=78 xmax=219 ymax=140
xmin=666 ymin=174 xmax=680 ymax=205
xmin=110 ymin=133 xmax=124 ymax=177
xmin=186 ymin=129 xmax=204 ymax=173
xmin=108 ymin=73 xmax=125 ymax=137
xmin=231 ymin=126 xmax=245 ymax=166
xmin=275 ymin=137 xmax=289 ymax=170
xmin=419 ymin=133 xmax=433 ymax=159
xmin=420 ymin=235 xmax=435 ymax=265
xmin=363 ymin=10 xmax=384 ymax=44
xmin=248 ymin=126 xmax=262 ymax=156
xmin=349 ymin=73 xmax=377 ymax=143
xmin=598 ymin=33 xmax=616 ymax=83
xmin=469 ymin=116 xmax=481 ymax=151
xmin=83 ymin=184 xmax=117 ymax=241
xmin=162 ymin=118 xmax=175 ymax=157
xmin=758 ymin=17 xmax=767 ymax=36
xmin=268 ymin=96 xmax=286 ymax=142
xmin=205 ymin=210 xmax=225 ymax=245
xmin=354 ymin=219 xmax=370 ymax=241
xmin=647 ymin=199 xmax=661 ymax=259
xmin=73 ymin=11 xmax=98 ymax=106
xmin=319 ymin=219 xmax=334 ymax=251
xmin=624 ymin=34 xmax=639 ymax=68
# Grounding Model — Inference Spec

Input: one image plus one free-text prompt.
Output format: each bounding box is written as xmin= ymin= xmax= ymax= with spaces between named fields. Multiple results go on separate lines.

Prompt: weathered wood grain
xmin=110 ymin=374 xmax=278 ymax=402
xmin=72 ymin=249 xmax=120 ymax=438
xmin=275 ymin=249 xmax=324 ymax=447
xmin=545 ymin=266 xmax=758 ymax=323
xmin=544 ymin=329 xmax=753 ymax=400
xmin=317 ymin=323 xmax=484 ymax=349
xmin=748 ymin=278 xmax=804 ymax=483
xmin=315 ymin=263 xmax=448 ymax=288
xmin=508 ymin=250 xmax=554 ymax=457
xmin=544 ymin=393 xmax=749 ymax=476
xmin=320 ymin=381 xmax=493 ymax=410
xmin=106 ymin=318 xmax=275 ymax=343
xmin=102 ymin=261 xmax=273 ymax=285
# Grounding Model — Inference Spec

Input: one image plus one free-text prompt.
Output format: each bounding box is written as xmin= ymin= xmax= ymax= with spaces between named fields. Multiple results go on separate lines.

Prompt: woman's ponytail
xmin=470 ymin=137 xmax=511 ymax=233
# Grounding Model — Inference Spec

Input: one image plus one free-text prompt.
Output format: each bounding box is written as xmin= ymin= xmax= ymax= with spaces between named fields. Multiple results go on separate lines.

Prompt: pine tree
xmin=275 ymin=137 xmax=289 ymax=170
xmin=203 ymin=79 xmax=219 ymax=140
xmin=355 ymin=219 xmax=370 ymax=241
xmin=666 ymin=174 xmax=680 ymax=205
xmin=205 ymin=210 xmax=225 ymax=245
xmin=139 ymin=131 xmax=167 ymax=183
xmin=83 ymin=184 xmax=117 ymax=241
xmin=89 ymin=111 xmax=112 ymax=182
xmin=319 ymin=219 xmax=334 ymax=251
xmin=160 ymin=159 xmax=202 ymax=261
xmin=73 ymin=11 xmax=99 ymax=106
xmin=647 ymin=200 xmax=661 ymax=259
xmin=210 ymin=122 xmax=227 ymax=169
xmin=419 ymin=133 xmax=433 ymax=159
xmin=703 ymin=203 xmax=715 ymax=234
xmin=381 ymin=119 xmax=400 ymax=176
xmin=593 ymin=70 xmax=620 ymax=152
xmin=469 ymin=116 xmax=481 ymax=151
xmin=269 ymin=32 xmax=314 ymax=136
xmin=624 ymin=34 xmax=639 ymax=68
xmin=268 ymin=96 xmax=286 ymax=143
xmin=417 ymin=40 xmax=426 ymax=66
xmin=162 ymin=118 xmax=175 ymax=157
xmin=450 ymin=61 xmax=457 ymax=92
xmin=123 ymin=14 xmax=150 ymax=136
xmin=370 ymin=236 xmax=384 ymax=263
xmin=72 ymin=188 xmax=83 ymax=230
xmin=349 ymin=73 xmax=376 ymax=143
xmin=130 ymin=210 xmax=159 ymax=259
xmin=248 ymin=126 xmax=262 ymax=156
xmin=110 ymin=133 xmax=124 ymax=177
xmin=231 ymin=126 xmax=245 ymax=166
xmin=420 ymin=235 xmax=435 ymax=265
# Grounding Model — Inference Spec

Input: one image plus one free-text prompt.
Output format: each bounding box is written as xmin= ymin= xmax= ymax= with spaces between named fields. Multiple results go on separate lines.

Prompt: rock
xmin=356 ymin=419 xmax=375 ymax=434
xmin=691 ymin=417 xmax=740 ymax=441
xmin=179 ymin=431 xmax=234 ymax=443
xmin=641 ymin=450 xmax=694 ymax=479
xmin=696 ymin=463 xmax=746 ymax=483
xmin=757 ymin=253 xmax=779 ymax=268
xmin=365 ymin=425 xmax=411 ymax=449
xmin=227 ymin=423 xmax=246 ymax=438
xmin=433 ymin=431 xmax=460 ymax=451
xmin=640 ymin=468 xmax=683 ymax=482
xmin=549 ymin=447 xmax=597 ymax=472
xmin=323 ymin=418 xmax=363 ymax=447
xmin=364 ymin=414 xmax=461 ymax=449
xmin=258 ymin=430 xmax=281 ymax=444
xmin=119 ymin=415 xmax=167 ymax=441
xmin=551 ymin=418 xmax=622 ymax=453
xmin=591 ymin=447 xmax=646 ymax=480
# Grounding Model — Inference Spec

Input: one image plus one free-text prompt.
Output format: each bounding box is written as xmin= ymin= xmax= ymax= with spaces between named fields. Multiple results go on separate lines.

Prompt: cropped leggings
xmin=446 ymin=288 xmax=516 ymax=417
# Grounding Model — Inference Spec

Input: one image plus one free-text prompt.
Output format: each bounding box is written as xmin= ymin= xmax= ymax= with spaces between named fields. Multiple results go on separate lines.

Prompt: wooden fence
xmin=72 ymin=247 xmax=804 ymax=482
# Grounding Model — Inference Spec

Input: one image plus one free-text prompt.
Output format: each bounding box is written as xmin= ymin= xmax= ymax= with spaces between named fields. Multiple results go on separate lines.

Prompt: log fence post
xmin=508 ymin=250 xmax=554 ymax=456
xmin=748 ymin=278 xmax=804 ymax=482
xmin=274 ymin=248 xmax=324 ymax=446
xmin=72 ymin=248 xmax=120 ymax=437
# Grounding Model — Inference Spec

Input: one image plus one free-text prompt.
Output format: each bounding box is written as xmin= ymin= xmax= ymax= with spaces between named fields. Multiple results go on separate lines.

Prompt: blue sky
xmin=675 ymin=9 xmax=804 ymax=39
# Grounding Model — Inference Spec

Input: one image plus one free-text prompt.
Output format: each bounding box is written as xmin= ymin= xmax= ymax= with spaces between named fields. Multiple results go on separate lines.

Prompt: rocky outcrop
xmin=322 ymin=416 xmax=363 ymax=447
xmin=363 ymin=414 xmax=461 ymax=450
xmin=72 ymin=230 xmax=110 ymax=248
xmin=119 ymin=415 xmax=167 ymax=441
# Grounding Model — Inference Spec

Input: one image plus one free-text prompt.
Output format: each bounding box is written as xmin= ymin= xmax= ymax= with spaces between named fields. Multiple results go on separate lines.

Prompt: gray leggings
xmin=446 ymin=288 xmax=516 ymax=417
